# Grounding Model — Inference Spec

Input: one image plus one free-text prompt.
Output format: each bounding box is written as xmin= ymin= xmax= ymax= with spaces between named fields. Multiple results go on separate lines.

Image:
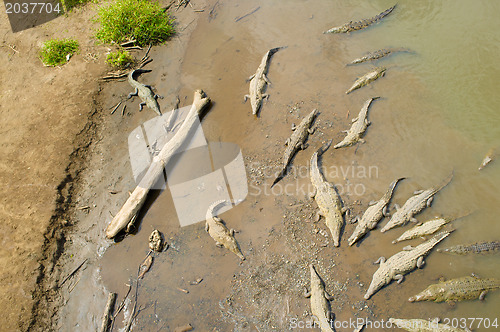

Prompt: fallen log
xmin=99 ymin=292 xmax=117 ymax=332
xmin=106 ymin=89 xmax=211 ymax=238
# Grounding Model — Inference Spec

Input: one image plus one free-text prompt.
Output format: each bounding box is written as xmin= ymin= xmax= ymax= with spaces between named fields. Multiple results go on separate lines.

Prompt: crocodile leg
xmin=303 ymin=287 xmax=311 ymax=298
xmin=309 ymin=187 xmax=317 ymax=199
xmin=216 ymin=242 xmax=224 ymax=248
xmin=395 ymin=274 xmax=404 ymax=284
xmin=308 ymin=127 xmax=315 ymax=134
xmin=139 ymin=102 xmax=146 ymax=111
xmin=285 ymin=138 xmax=291 ymax=146
xmin=417 ymin=256 xmax=425 ymax=268
xmin=291 ymin=123 xmax=296 ymax=131
xmin=263 ymin=74 xmax=271 ymax=84
xmin=243 ymin=95 xmax=250 ymax=102
xmin=154 ymin=94 xmax=164 ymax=99
xmin=324 ymin=291 xmax=334 ymax=301
xmin=128 ymin=88 xmax=138 ymax=99
xmin=427 ymin=196 xmax=434 ymax=207
xmin=479 ymin=291 xmax=488 ymax=300
xmin=263 ymin=94 xmax=270 ymax=100
xmin=410 ymin=217 xmax=418 ymax=223
xmin=368 ymin=200 xmax=377 ymax=206
xmin=374 ymin=256 xmax=385 ymax=264
xmin=300 ymin=143 xmax=309 ymax=150
xmin=205 ymin=222 xmax=209 ymax=232
xmin=315 ymin=210 xmax=324 ymax=221
xmin=359 ymin=138 xmax=366 ymax=144
xmin=414 ymin=189 xmax=424 ymax=195
xmin=382 ymin=205 xmax=390 ymax=217
xmin=246 ymin=74 xmax=255 ymax=82
xmin=350 ymin=216 xmax=359 ymax=224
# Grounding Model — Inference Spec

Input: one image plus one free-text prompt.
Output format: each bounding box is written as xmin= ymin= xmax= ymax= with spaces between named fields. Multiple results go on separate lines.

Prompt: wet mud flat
xmin=56 ymin=0 xmax=500 ymax=331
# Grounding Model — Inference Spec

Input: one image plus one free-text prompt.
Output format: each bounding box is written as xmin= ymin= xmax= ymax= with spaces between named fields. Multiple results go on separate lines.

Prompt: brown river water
xmin=59 ymin=0 xmax=500 ymax=331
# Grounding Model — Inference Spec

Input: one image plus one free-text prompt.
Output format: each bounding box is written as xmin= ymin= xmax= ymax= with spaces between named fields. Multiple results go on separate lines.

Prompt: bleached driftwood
xmin=106 ymin=89 xmax=211 ymax=238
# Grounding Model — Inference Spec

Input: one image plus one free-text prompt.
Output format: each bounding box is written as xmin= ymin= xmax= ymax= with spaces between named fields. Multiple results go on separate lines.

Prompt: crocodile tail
xmin=269 ymin=46 xmax=288 ymax=55
xmin=271 ymin=168 xmax=286 ymax=188
xmin=435 ymin=170 xmax=454 ymax=192
xmin=317 ymin=139 xmax=333 ymax=157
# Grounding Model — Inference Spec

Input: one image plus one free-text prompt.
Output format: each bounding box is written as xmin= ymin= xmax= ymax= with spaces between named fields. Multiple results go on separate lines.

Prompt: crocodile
xmin=364 ymin=230 xmax=452 ymax=299
xmin=392 ymin=216 xmax=453 ymax=244
xmin=334 ymin=97 xmax=379 ymax=149
xmin=324 ymin=5 xmax=396 ymax=34
xmin=437 ymin=241 xmax=500 ymax=255
xmin=271 ymin=109 xmax=318 ymax=187
xmin=348 ymin=177 xmax=405 ymax=246
xmin=345 ymin=67 xmax=386 ymax=94
xmin=349 ymin=48 xmax=410 ymax=65
xmin=127 ymin=69 xmax=162 ymax=116
xmin=380 ymin=172 xmax=454 ymax=233
xmin=389 ymin=318 xmax=471 ymax=332
xmin=479 ymin=148 xmax=495 ymax=170
xmin=310 ymin=140 xmax=347 ymax=247
xmin=408 ymin=275 xmax=500 ymax=303
xmin=205 ymin=200 xmax=245 ymax=260
xmin=244 ymin=47 xmax=285 ymax=116
xmin=304 ymin=264 xmax=335 ymax=332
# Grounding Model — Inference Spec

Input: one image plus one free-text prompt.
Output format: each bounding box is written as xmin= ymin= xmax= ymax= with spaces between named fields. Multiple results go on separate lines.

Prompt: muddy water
xmin=97 ymin=0 xmax=500 ymax=331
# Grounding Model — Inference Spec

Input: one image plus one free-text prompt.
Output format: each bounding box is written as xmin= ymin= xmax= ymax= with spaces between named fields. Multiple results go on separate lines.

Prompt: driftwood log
xmin=99 ymin=292 xmax=116 ymax=332
xmin=106 ymin=89 xmax=210 ymax=238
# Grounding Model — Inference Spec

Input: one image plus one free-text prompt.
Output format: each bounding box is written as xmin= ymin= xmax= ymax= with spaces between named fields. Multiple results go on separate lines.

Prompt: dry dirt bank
xmin=1 ymin=5 xmax=110 ymax=330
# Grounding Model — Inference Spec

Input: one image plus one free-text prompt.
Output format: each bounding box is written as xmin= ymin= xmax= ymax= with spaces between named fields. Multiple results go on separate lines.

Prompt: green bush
xmin=95 ymin=0 xmax=175 ymax=46
xmin=106 ymin=49 xmax=134 ymax=68
xmin=39 ymin=38 xmax=79 ymax=66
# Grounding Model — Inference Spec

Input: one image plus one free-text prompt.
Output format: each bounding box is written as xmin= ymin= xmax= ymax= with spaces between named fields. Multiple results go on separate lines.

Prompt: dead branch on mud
xmin=99 ymin=292 xmax=116 ymax=332
xmin=105 ymin=90 xmax=211 ymax=238
xmin=235 ymin=6 xmax=260 ymax=22
xmin=60 ymin=258 xmax=88 ymax=287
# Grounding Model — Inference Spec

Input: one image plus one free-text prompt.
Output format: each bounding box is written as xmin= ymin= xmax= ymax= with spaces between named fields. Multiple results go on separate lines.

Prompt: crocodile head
xmin=408 ymin=285 xmax=443 ymax=302
xmin=364 ymin=267 xmax=391 ymax=300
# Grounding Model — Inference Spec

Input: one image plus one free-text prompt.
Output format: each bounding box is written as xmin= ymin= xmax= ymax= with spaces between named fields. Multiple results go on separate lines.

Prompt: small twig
xmin=208 ymin=0 xmax=219 ymax=21
xmin=177 ymin=287 xmax=189 ymax=294
xmin=121 ymin=40 xmax=137 ymax=47
xmin=77 ymin=205 xmax=90 ymax=210
xmin=68 ymin=276 xmax=80 ymax=293
xmin=125 ymin=46 xmax=143 ymax=51
xmin=121 ymin=104 xmax=127 ymax=117
xmin=113 ymin=283 xmax=132 ymax=319
xmin=60 ymin=259 xmax=88 ymax=287
xmin=235 ymin=6 xmax=260 ymax=22
xmin=110 ymin=101 xmax=122 ymax=115
xmin=124 ymin=281 xmax=139 ymax=332
xmin=193 ymin=9 xmax=204 ymax=12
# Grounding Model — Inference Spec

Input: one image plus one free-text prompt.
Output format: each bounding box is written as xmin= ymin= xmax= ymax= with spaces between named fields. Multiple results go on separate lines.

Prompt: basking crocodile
xmin=128 ymin=69 xmax=162 ymax=116
xmin=244 ymin=47 xmax=285 ymax=116
xmin=437 ymin=241 xmax=500 ymax=255
xmin=389 ymin=318 xmax=471 ymax=332
xmin=346 ymin=67 xmax=386 ymax=94
xmin=205 ymin=200 xmax=245 ymax=260
xmin=479 ymin=148 xmax=495 ymax=170
xmin=334 ymin=97 xmax=379 ymax=149
xmin=392 ymin=216 xmax=452 ymax=244
xmin=380 ymin=172 xmax=454 ymax=233
xmin=272 ymin=109 xmax=318 ymax=187
xmin=310 ymin=140 xmax=347 ymax=247
xmin=324 ymin=5 xmax=396 ymax=34
xmin=408 ymin=275 xmax=500 ymax=303
xmin=349 ymin=48 xmax=410 ymax=65
xmin=364 ymin=231 xmax=452 ymax=299
xmin=304 ymin=264 xmax=335 ymax=332
xmin=348 ymin=177 xmax=405 ymax=246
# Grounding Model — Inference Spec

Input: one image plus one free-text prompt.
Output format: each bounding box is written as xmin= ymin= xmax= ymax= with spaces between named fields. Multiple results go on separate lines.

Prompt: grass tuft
xmin=39 ymin=38 xmax=79 ymax=66
xmin=106 ymin=49 xmax=134 ymax=68
xmin=95 ymin=0 xmax=175 ymax=46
